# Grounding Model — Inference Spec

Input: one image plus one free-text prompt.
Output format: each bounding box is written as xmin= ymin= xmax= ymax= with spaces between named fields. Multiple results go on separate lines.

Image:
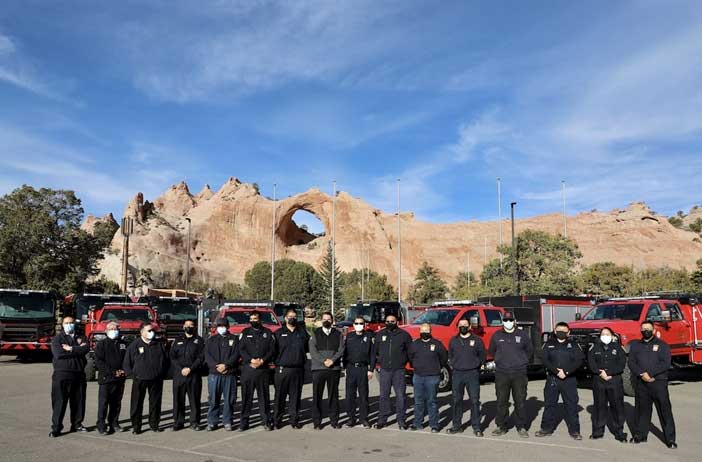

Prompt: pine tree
xmin=318 ymin=242 xmax=343 ymax=319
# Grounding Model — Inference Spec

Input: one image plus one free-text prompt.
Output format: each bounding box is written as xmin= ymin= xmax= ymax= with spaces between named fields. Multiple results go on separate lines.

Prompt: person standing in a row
xmin=535 ymin=322 xmax=584 ymax=440
xmin=49 ymin=316 xmax=89 ymax=437
xmin=628 ymin=321 xmax=677 ymax=448
xmin=409 ymin=324 xmax=447 ymax=433
xmin=587 ymin=326 xmax=627 ymax=442
xmin=239 ymin=311 xmax=275 ymax=431
xmin=373 ymin=314 xmax=412 ymax=430
xmin=309 ymin=311 xmax=345 ymax=429
xmin=273 ymin=308 xmax=309 ymax=429
xmin=94 ymin=321 xmax=127 ymax=434
xmin=123 ymin=322 xmax=168 ymax=434
xmin=205 ymin=317 xmax=238 ymax=431
xmin=171 ymin=319 xmax=205 ymax=431
xmin=343 ymin=316 xmax=375 ymax=429
xmin=489 ymin=311 xmax=532 ymax=438
xmin=448 ymin=318 xmax=485 ymax=436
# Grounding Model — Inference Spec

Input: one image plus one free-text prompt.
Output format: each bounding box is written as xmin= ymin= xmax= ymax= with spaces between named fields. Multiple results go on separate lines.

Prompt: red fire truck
xmin=213 ymin=301 xmax=283 ymax=336
xmin=338 ymin=300 xmax=408 ymax=333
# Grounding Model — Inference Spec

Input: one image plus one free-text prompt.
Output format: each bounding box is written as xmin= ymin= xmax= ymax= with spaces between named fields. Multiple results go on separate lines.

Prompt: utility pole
xmin=185 ymin=218 xmax=191 ymax=295
xmin=271 ymin=183 xmax=277 ymax=302
xmin=397 ymin=178 xmax=401 ymax=303
xmin=511 ymin=202 xmax=518 ymax=295
xmin=497 ymin=177 xmax=503 ymax=266
xmin=562 ymin=180 xmax=567 ymax=238
xmin=483 ymin=237 xmax=487 ymax=286
xmin=332 ymin=180 xmax=337 ymax=317
xmin=120 ymin=217 xmax=134 ymax=294
xmin=361 ymin=242 xmax=365 ymax=302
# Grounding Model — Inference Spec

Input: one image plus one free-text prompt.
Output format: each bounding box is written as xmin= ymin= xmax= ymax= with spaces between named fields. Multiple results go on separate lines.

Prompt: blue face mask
xmin=217 ymin=326 xmax=228 ymax=336
xmin=107 ymin=330 xmax=119 ymax=340
xmin=63 ymin=323 xmax=75 ymax=334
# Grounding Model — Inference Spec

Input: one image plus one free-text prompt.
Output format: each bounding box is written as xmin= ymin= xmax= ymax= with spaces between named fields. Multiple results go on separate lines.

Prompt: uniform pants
xmin=377 ymin=368 xmax=407 ymax=425
xmin=240 ymin=366 xmax=271 ymax=428
xmin=540 ymin=375 xmax=580 ymax=434
xmin=274 ymin=367 xmax=304 ymax=425
xmin=452 ymin=369 xmax=481 ymax=431
xmin=634 ymin=378 xmax=676 ymax=443
xmin=51 ymin=372 xmax=86 ymax=433
xmin=311 ymin=369 xmax=340 ymax=426
xmin=130 ymin=379 xmax=163 ymax=431
xmin=413 ymin=374 xmax=440 ymax=429
xmin=591 ymin=376 xmax=625 ymax=438
xmin=173 ymin=375 xmax=202 ymax=427
xmin=96 ymin=380 xmax=125 ymax=431
xmin=345 ymin=366 xmax=370 ymax=424
xmin=207 ymin=374 xmax=236 ymax=427
xmin=494 ymin=371 xmax=528 ymax=430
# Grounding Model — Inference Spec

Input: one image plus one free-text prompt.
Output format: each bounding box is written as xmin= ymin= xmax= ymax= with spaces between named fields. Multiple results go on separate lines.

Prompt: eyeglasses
xmin=353 ymin=322 xmax=365 ymax=326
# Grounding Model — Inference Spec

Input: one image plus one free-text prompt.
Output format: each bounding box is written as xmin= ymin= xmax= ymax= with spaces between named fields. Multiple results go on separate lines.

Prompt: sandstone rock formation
xmin=97 ymin=179 xmax=702 ymax=295
xmin=81 ymin=213 xmax=118 ymax=235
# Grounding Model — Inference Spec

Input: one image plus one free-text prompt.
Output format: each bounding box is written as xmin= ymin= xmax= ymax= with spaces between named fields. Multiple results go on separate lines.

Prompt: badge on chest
xmin=653 ymin=344 xmax=659 ymax=352
xmin=515 ymin=336 xmax=521 ymax=343
xmin=138 ymin=346 xmax=144 ymax=354
xmin=469 ymin=340 xmax=475 ymax=347
xmin=430 ymin=344 xmax=435 ymax=351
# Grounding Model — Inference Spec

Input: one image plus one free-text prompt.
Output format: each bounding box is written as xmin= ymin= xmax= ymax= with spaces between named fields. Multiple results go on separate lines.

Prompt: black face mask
xmin=420 ymin=332 xmax=432 ymax=341
xmin=184 ymin=326 xmax=195 ymax=335
xmin=322 ymin=321 xmax=332 ymax=329
xmin=287 ymin=318 xmax=297 ymax=326
xmin=250 ymin=321 xmax=261 ymax=329
xmin=555 ymin=331 xmax=568 ymax=340
xmin=641 ymin=330 xmax=654 ymax=340
xmin=459 ymin=326 xmax=470 ymax=335
xmin=385 ymin=322 xmax=397 ymax=331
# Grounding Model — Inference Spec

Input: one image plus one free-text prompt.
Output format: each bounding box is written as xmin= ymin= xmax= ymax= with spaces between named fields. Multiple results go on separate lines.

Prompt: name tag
xmin=430 ymin=344 xmax=435 ymax=351
xmin=382 ymin=336 xmax=387 ymax=342
xmin=282 ymin=334 xmax=288 ymax=337
xmin=246 ymin=335 xmax=253 ymax=338
xmin=469 ymin=340 xmax=475 ymax=347
xmin=547 ymin=345 xmax=555 ymax=349
xmin=177 ymin=342 xmax=184 ymax=345
xmin=138 ymin=347 xmax=144 ymax=354
xmin=653 ymin=345 xmax=659 ymax=352
xmin=229 ymin=339 xmax=234 ymax=347
xmin=515 ymin=336 xmax=521 ymax=343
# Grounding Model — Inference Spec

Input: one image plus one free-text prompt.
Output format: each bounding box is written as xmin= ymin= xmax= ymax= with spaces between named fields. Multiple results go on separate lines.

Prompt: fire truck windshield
xmin=0 ymin=293 xmax=54 ymax=319
xmin=346 ymin=305 xmax=372 ymax=322
xmin=411 ymin=309 xmax=458 ymax=326
xmin=152 ymin=300 xmax=197 ymax=321
xmin=99 ymin=309 xmax=153 ymax=323
xmin=223 ymin=311 xmax=278 ymax=326
xmin=584 ymin=303 xmax=644 ymax=321
xmin=76 ymin=295 xmax=129 ymax=315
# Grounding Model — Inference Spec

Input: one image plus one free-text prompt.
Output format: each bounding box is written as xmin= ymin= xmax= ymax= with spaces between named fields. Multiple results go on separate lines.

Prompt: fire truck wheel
xmin=622 ymin=363 xmax=635 ymax=397
xmin=438 ymin=366 xmax=452 ymax=393
xmin=84 ymin=355 xmax=97 ymax=382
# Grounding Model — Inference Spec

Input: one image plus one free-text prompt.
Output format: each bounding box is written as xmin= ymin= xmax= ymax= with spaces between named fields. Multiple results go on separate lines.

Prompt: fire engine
xmin=213 ymin=301 xmax=283 ymax=336
xmin=0 ymin=289 xmax=57 ymax=359
xmin=338 ymin=300 xmax=408 ymax=333
xmin=137 ymin=296 xmax=199 ymax=342
xmin=62 ymin=293 xmax=131 ymax=336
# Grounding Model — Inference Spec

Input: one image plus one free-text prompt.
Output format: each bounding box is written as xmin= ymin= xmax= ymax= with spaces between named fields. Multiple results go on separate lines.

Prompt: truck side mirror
xmin=575 ymin=313 xmax=582 ymax=321
xmin=661 ymin=310 xmax=671 ymax=322
xmin=469 ymin=316 xmax=480 ymax=328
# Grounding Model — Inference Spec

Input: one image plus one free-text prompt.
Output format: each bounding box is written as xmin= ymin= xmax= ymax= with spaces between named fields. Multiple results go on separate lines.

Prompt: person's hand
xmin=62 ymin=344 xmax=72 ymax=351
xmin=181 ymin=367 xmax=191 ymax=377
xmin=599 ymin=370 xmax=608 ymax=380
xmin=216 ymin=363 xmax=227 ymax=373
xmin=557 ymin=368 xmax=566 ymax=380
xmin=641 ymin=372 xmax=652 ymax=382
xmin=367 ymin=371 xmax=374 ymax=381
xmin=323 ymin=359 xmax=334 ymax=368
xmin=250 ymin=359 xmax=259 ymax=369
xmin=115 ymin=369 xmax=125 ymax=377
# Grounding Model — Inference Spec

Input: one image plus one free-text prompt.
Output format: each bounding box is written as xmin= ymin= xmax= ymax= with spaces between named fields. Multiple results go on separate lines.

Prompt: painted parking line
xmin=189 ymin=427 xmax=264 ymax=451
xmin=74 ymin=433 xmax=255 ymax=462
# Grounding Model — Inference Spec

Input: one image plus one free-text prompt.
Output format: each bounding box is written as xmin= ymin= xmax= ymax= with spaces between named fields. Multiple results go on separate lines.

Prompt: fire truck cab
xmin=338 ymin=300 xmax=408 ymax=333
xmin=214 ymin=302 xmax=283 ymax=336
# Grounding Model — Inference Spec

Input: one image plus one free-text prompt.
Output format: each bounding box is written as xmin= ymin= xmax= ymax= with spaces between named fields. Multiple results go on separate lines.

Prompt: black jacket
xmin=309 ymin=327 xmax=345 ymax=371
xmin=628 ymin=337 xmax=671 ymax=381
xmin=409 ymin=338 xmax=448 ymax=377
xmin=51 ymin=332 xmax=89 ymax=376
xmin=488 ymin=328 xmax=533 ymax=374
xmin=542 ymin=337 xmax=584 ymax=377
xmin=448 ymin=334 xmax=486 ymax=371
xmin=123 ymin=338 xmax=168 ymax=381
xmin=343 ymin=330 xmax=375 ymax=371
xmin=170 ymin=334 xmax=205 ymax=379
xmin=239 ymin=326 xmax=275 ymax=367
xmin=274 ymin=326 xmax=309 ymax=368
xmin=588 ymin=341 xmax=626 ymax=381
xmin=205 ymin=333 xmax=239 ymax=375
xmin=373 ymin=327 xmax=412 ymax=370
xmin=94 ymin=337 xmax=127 ymax=384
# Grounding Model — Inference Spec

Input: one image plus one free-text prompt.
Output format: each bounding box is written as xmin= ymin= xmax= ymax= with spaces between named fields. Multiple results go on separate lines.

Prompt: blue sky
xmin=1 ymin=1 xmax=701 ymax=234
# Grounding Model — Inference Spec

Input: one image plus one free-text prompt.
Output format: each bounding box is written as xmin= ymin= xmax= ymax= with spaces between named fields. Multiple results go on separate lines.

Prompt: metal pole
xmin=562 ymin=180 xmax=567 ymax=238
xmin=511 ymin=202 xmax=518 ymax=295
xmin=497 ymin=177 xmax=503 ymax=266
xmin=397 ymin=178 xmax=401 ymax=303
xmin=331 ymin=181 xmax=336 ymax=317
xmin=120 ymin=217 xmax=133 ymax=294
xmin=185 ymin=218 xmax=191 ymax=295
xmin=483 ymin=237 xmax=487 ymax=286
xmin=271 ymin=183 xmax=277 ymax=301
xmin=361 ymin=242 xmax=365 ymax=302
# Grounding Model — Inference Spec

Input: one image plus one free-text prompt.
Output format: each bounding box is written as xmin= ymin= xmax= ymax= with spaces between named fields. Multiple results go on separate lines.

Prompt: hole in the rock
xmin=278 ymin=209 xmax=326 ymax=247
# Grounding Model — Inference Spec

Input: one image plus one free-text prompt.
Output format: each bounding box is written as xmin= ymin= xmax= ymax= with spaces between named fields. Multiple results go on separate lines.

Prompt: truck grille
xmin=0 ymin=322 xmax=53 ymax=342
xmin=569 ymin=328 xmax=599 ymax=350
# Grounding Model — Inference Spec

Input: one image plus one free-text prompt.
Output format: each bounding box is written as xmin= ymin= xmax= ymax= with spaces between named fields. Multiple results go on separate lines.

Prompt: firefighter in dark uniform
xmin=343 ymin=316 xmax=375 ymax=428
xmin=488 ymin=311 xmax=533 ymax=438
xmin=205 ymin=317 xmax=239 ymax=431
xmin=94 ymin=321 xmax=127 ymax=434
xmin=170 ymin=319 xmax=205 ymax=431
xmin=123 ymin=322 xmax=168 ymax=434
xmin=409 ymin=323 xmax=448 ymax=433
xmin=535 ymin=322 xmax=584 ymax=440
xmin=309 ymin=311 xmax=345 ymax=429
xmin=238 ymin=310 xmax=276 ymax=431
xmin=273 ymin=308 xmax=310 ymax=429
xmin=49 ymin=316 xmax=89 ymax=437
xmin=372 ymin=314 xmax=412 ymax=430
xmin=587 ymin=326 xmax=627 ymax=442
xmin=448 ymin=318 xmax=485 ymax=436
xmin=628 ymin=321 xmax=677 ymax=448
